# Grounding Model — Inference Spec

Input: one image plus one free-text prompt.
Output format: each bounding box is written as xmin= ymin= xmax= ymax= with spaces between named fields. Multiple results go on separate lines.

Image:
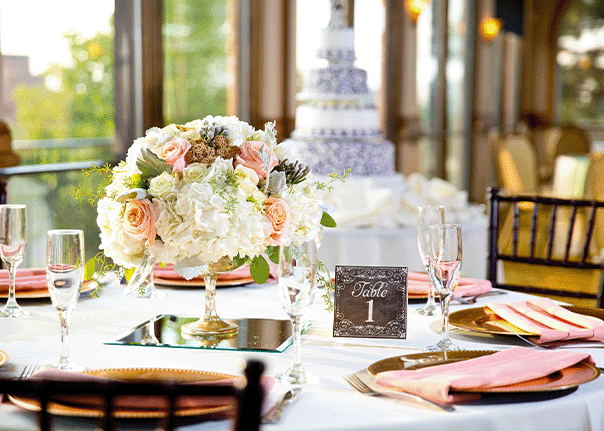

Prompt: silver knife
xmin=261 ymin=386 xmax=302 ymax=424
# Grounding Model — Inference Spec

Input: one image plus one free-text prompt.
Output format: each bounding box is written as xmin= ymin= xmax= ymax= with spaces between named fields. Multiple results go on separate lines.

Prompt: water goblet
xmin=425 ymin=224 xmax=463 ymax=352
xmin=276 ymin=238 xmax=319 ymax=385
xmin=0 ymin=204 xmax=29 ymax=318
xmin=415 ymin=205 xmax=445 ymax=316
xmin=46 ymin=229 xmax=86 ymax=371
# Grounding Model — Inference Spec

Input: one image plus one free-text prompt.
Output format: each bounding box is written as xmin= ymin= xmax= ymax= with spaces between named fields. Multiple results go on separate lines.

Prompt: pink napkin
xmin=153 ymin=263 xmax=275 ymax=283
xmin=486 ymin=298 xmax=604 ymax=344
xmin=375 ymin=346 xmax=593 ymax=404
xmin=27 ymin=367 xmax=274 ymax=411
xmin=406 ymin=271 xmax=492 ymax=297
xmin=0 ymin=268 xmax=47 ymax=293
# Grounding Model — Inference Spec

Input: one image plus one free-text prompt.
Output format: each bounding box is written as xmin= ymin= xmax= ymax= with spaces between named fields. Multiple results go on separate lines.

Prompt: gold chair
xmin=487 ymin=188 xmax=604 ymax=307
xmin=497 ymin=134 xmax=540 ymax=194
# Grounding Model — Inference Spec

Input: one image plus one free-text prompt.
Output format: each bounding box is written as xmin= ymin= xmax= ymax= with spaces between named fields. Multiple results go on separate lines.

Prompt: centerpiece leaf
xmin=320 ymin=211 xmax=337 ymax=228
xmin=136 ymin=147 xmax=171 ymax=180
xmin=250 ymin=255 xmax=270 ymax=284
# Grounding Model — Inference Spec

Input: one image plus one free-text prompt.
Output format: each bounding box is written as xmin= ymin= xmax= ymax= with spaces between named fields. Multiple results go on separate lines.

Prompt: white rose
xmin=149 ymin=171 xmax=177 ymax=199
xmin=235 ymin=165 xmax=259 ymax=195
xmin=182 ymin=163 xmax=208 ymax=183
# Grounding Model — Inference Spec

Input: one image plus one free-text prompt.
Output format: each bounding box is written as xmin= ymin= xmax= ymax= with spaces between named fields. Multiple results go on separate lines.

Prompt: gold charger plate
xmin=0 ymin=279 xmax=96 ymax=299
xmin=367 ymin=350 xmax=600 ymax=394
xmin=448 ymin=305 xmax=604 ymax=336
xmin=0 ymin=349 xmax=8 ymax=366
xmin=9 ymin=367 xmax=239 ymax=419
xmin=153 ymin=275 xmax=255 ymax=288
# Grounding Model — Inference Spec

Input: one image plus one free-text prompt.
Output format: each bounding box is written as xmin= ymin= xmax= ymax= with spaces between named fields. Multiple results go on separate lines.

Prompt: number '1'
xmin=366 ymin=299 xmax=374 ymax=322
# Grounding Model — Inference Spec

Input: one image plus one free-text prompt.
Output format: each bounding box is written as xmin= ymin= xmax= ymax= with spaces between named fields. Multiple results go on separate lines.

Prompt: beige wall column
xmin=382 ymin=0 xmax=421 ymax=176
xmin=232 ymin=0 xmax=297 ymax=139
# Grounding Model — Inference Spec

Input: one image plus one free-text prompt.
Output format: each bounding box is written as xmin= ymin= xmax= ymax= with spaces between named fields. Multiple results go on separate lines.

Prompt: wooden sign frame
xmin=333 ymin=266 xmax=408 ymax=339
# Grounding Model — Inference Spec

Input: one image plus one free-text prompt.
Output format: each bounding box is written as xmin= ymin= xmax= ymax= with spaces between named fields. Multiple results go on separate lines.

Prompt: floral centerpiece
xmin=86 ymin=115 xmax=340 ymax=338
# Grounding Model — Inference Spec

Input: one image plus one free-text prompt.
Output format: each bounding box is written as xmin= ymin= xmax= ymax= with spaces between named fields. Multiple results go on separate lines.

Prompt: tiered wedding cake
xmin=285 ymin=0 xmax=395 ymax=176
xmin=286 ymin=0 xmax=483 ymax=231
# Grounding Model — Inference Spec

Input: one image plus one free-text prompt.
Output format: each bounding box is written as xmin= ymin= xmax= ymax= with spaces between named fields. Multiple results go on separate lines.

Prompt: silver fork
xmin=2 ymin=364 xmax=39 ymax=402
xmin=18 ymin=364 xmax=40 ymax=380
xmin=343 ymin=372 xmax=455 ymax=412
xmin=452 ymin=290 xmax=508 ymax=305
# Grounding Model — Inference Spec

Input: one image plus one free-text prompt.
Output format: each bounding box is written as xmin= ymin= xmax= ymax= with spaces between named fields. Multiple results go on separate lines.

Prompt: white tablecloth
xmin=1 ymin=279 xmax=603 ymax=431
xmin=319 ymin=217 xmax=488 ymax=279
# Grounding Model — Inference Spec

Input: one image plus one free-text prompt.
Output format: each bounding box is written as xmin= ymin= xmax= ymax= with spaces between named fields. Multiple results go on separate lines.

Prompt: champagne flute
xmin=276 ymin=238 xmax=319 ymax=385
xmin=0 ymin=204 xmax=29 ymax=318
xmin=415 ymin=205 xmax=445 ymax=316
xmin=46 ymin=229 xmax=86 ymax=371
xmin=425 ymin=224 xmax=463 ymax=352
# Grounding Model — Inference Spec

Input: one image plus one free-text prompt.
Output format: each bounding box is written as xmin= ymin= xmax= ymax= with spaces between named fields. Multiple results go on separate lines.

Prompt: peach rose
xmin=235 ymin=141 xmax=278 ymax=180
xmin=123 ymin=199 xmax=158 ymax=246
xmin=265 ymin=197 xmax=291 ymax=245
xmin=155 ymin=137 xmax=191 ymax=173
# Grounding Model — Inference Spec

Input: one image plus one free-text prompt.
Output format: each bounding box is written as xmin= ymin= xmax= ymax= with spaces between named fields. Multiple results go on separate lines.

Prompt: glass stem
xmin=440 ymin=294 xmax=451 ymax=343
xmin=5 ymin=262 xmax=19 ymax=307
xmin=203 ymin=275 xmax=219 ymax=319
xmin=291 ymin=315 xmax=302 ymax=369
xmin=58 ymin=308 xmax=71 ymax=362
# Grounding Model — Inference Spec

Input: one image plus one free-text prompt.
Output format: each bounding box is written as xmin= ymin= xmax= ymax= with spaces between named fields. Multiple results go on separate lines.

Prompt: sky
xmin=0 ymin=0 xmax=114 ymax=75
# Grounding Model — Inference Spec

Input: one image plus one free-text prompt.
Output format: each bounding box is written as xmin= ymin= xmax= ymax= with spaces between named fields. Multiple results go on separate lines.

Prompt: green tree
xmin=12 ymin=84 xmax=70 ymax=140
xmin=163 ymin=0 xmax=229 ymax=124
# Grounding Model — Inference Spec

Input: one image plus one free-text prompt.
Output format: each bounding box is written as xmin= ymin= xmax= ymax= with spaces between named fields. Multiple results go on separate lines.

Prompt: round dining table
xmin=0 ymin=276 xmax=603 ymax=431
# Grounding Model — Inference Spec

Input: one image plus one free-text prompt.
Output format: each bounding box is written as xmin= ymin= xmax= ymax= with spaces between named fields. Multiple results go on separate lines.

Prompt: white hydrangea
xmin=97 ymin=116 xmax=329 ymax=280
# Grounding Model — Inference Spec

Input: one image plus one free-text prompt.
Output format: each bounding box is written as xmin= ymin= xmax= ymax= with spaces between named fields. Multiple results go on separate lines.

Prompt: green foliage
xmin=266 ymin=245 xmax=280 ymax=264
xmin=136 ymin=148 xmax=172 ymax=180
xmin=315 ymin=169 xmax=351 ymax=192
xmin=320 ymin=211 xmax=337 ymax=228
xmin=70 ymin=163 xmax=114 ymax=205
xmin=317 ymin=260 xmax=334 ymax=312
xmin=250 ymin=255 xmax=270 ymax=284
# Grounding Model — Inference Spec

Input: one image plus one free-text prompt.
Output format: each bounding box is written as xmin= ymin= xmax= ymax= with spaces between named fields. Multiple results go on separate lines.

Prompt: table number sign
xmin=333 ymin=266 xmax=407 ymax=339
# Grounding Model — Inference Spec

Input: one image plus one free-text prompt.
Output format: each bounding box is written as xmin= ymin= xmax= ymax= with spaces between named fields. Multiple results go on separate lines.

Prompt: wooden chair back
xmin=0 ymin=360 xmax=265 ymax=431
xmin=487 ymin=187 xmax=604 ymax=307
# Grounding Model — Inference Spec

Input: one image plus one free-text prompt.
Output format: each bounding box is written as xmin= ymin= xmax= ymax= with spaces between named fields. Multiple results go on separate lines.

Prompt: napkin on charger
xmin=406 ymin=271 xmax=492 ymax=298
xmin=153 ymin=263 xmax=276 ymax=283
xmin=0 ymin=268 xmax=47 ymax=294
xmin=374 ymin=346 xmax=593 ymax=404
xmin=26 ymin=367 xmax=276 ymax=412
xmin=486 ymin=298 xmax=604 ymax=344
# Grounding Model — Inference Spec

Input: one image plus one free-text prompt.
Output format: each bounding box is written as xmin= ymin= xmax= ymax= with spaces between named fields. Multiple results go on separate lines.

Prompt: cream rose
xmin=182 ymin=163 xmax=208 ymax=183
xmin=234 ymin=141 xmax=278 ymax=180
xmin=155 ymin=137 xmax=191 ymax=173
xmin=149 ymin=171 xmax=177 ymax=199
xmin=235 ymin=165 xmax=259 ymax=195
xmin=123 ymin=199 xmax=158 ymax=246
xmin=265 ymin=197 xmax=291 ymax=245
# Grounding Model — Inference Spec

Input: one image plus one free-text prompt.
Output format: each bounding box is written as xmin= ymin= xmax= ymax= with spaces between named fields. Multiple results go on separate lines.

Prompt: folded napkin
xmin=0 ymin=268 xmax=47 ymax=294
xmin=486 ymin=298 xmax=604 ymax=344
xmin=406 ymin=271 xmax=492 ymax=298
xmin=375 ymin=346 xmax=593 ymax=404
xmin=27 ymin=367 xmax=274 ymax=412
xmin=153 ymin=263 xmax=274 ymax=283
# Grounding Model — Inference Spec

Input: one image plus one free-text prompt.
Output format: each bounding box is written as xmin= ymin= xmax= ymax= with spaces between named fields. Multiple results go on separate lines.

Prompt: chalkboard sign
xmin=333 ymin=266 xmax=407 ymax=339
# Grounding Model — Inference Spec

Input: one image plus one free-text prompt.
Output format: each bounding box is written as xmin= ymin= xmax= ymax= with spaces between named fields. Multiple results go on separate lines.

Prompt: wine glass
xmin=276 ymin=237 xmax=319 ymax=385
xmin=0 ymin=204 xmax=29 ymax=318
xmin=415 ymin=205 xmax=445 ymax=316
xmin=425 ymin=224 xmax=463 ymax=352
xmin=46 ymin=229 xmax=86 ymax=371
